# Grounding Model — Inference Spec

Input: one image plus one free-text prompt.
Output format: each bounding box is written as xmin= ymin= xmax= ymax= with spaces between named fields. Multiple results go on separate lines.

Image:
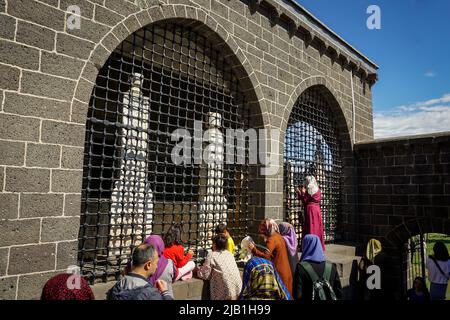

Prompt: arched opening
xmin=283 ymin=86 xmax=343 ymax=246
xmin=78 ymin=20 xmax=258 ymax=281
xmin=403 ymin=233 xmax=450 ymax=298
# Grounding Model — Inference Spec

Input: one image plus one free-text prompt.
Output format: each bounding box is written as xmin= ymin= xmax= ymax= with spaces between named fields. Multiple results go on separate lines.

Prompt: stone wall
xmin=0 ymin=0 xmax=376 ymax=299
xmin=354 ymin=132 xmax=450 ymax=298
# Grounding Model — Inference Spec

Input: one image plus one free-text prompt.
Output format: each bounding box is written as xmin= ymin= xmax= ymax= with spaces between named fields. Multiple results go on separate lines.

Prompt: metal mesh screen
xmin=78 ymin=22 xmax=250 ymax=282
xmin=284 ymin=87 xmax=342 ymax=247
xmin=405 ymin=234 xmax=427 ymax=290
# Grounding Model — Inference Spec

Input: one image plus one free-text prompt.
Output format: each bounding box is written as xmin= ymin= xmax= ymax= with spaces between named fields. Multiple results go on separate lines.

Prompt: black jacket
xmin=293 ymin=261 xmax=343 ymax=300
xmin=107 ymin=273 xmax=173 ymax=300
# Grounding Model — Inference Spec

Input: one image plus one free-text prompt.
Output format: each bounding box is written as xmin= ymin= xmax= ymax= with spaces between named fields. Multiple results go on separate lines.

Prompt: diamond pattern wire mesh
xmin=78 ymin=22 xmax=250 ymax=282
xmin=405 ymin=234 xmax=427 ymax=290
xmin=284 ymin=87 xmax=342 ymax=247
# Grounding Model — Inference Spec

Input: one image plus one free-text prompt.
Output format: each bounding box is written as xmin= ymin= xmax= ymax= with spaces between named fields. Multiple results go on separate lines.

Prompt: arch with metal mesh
xmin=78 ymin=21 xmax=251 ymax=282
xmin=284 ymin=86 xmax=342 ymax=247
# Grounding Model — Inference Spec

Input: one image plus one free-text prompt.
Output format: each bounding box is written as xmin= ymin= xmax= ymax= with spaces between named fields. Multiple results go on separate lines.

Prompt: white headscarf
xmin=305 ymin=175 xmax=319 ymax=196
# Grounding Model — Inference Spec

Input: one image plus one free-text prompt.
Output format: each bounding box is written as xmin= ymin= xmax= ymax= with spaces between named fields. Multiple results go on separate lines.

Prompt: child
xmin=215 ymin=223 xmax=235 ymax=256
xmin=163 ymin=224 xmax=196 ymax=281
xmin=197 ymin=234 xmax=242 ymax=300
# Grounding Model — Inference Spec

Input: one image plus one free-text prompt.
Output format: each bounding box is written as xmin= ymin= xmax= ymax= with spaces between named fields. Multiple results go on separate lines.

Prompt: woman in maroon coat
xmin=297 ymin=176 xmax=325 ymax=251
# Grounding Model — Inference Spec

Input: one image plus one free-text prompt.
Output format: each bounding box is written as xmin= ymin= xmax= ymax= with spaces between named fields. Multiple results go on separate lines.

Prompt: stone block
xmin=0 ymin=14 xmax=15 ymax=39
xmin=94 ymin=5 xmax=124 ymax=26
xmin=7 ymin=0 xmax=65 ymax=31
xmin=41 ymin=121 xmax=85 ymax=147
xmin=40 ymin=51 xmax=85 ymax=80
xmin=61 ymin=146 xmax=84 ymax=169
xmin=20 ymin=193 xmax=64 ymax=218
xmin=64 ymin=194 xmax=81 ymax=216
xmin=56 ymin=240 xmax=78 ymax=269
xmin=0 ymin=62 xmax=19 ymax=91
xmin=56 ymin=33 xmax=95 ymax=60
xmin=0 ymin=193 xmax=19 ymax=220
xmin=0 ymin=40 xmax=40 ymax=70
xmin=40 ymin=217 xmax=80 ymax=242
xmin=65 ymin=17 xmax=110 ymax=43
xmin=8 ymin=244 xmax=56 ymax=276
xmin=51 ymin=169 xmax=82 ymax=193
xmin=0 ymin=114 xmax=40 ymax=142
xmin=60 ymin=0 xmax=94 ymax=19
xmin=26 ymin=143 xmax=61 ymax=168
xmin=0 ymin=140 xmax=25 ymax=165
xmin=5 ymin=167 xmax=50 ymax=192
xmin=0 ymin=248 xmax=8 ymax=277
xmin=0 ymin=219 xmax=41 ymax=247
xmin=3 ymin=92 xmax=71 ymax=121
xmin=0 ymin=276 xmax=17 ymax=300
xmin=104 ymin=0 xmax=139 ymax=17
xmin=16 ymin=20 xmax=55 ymax=50
xmin=21 ymin=71 xmax=76 ymax=101
xmin=17 ymin=271 xmax=61 ymax=300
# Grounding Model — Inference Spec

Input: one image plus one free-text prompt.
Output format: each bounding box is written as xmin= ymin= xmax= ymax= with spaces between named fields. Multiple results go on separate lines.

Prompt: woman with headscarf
xmin=144 ymin=234 xmax=176 ymax=298
xmin=248 ymin=218 xmax=293 ymax=295
xmin=293 ymin=234 xmax=342 ymax=300
xmin=239 ymin=257 xmax=292 ymax=300
xmin=41 ymin=273 xmax=95 ymax=300
xmin=297 ymin=176 xmax=325 ymax=251
xmin=365 ymin=238 xmax=393 ymax=300
xmin=278 ymin=222 xmax=299 ymax=277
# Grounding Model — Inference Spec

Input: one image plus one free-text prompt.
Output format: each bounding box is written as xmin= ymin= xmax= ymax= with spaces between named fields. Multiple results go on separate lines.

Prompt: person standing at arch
xmin=297 ymin=176 xmax=325 ymax=251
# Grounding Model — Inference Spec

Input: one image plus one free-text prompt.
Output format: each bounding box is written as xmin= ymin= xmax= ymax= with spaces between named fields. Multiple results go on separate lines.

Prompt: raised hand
xmin=155 ymin=279 xmax=168 ymax=293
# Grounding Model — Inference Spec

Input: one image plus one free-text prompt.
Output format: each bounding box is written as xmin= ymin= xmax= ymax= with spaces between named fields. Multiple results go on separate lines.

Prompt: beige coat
xmin=197 ymin=250 xmax=242 ymax=300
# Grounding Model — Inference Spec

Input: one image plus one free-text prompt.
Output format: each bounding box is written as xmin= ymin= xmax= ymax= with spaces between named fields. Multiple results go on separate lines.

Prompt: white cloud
xmin=374 ymin=93 xmax=450 ymax=139
xmin=424 ymin=71 xmax=436 ymax=78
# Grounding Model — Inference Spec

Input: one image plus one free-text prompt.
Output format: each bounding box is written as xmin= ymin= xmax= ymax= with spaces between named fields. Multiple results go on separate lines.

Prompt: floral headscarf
xmin=239 ymin=257 xmax=291 ymax=300
xmin=258 ymin=219 xmax=279 ymax=237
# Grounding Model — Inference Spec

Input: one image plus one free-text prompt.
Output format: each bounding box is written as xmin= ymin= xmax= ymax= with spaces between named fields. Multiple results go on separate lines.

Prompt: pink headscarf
xmin=278 ymin=222 xmax=298 ymax=257
xmin=144 ymin=235 xmax=169 ymax=286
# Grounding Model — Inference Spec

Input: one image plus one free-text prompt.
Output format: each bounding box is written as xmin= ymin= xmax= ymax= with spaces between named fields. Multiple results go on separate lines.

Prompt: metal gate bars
xmin=78 ymin=22 xmax=250 ymax=282
xmin=284 ymin=87 xmax=342 ymax=247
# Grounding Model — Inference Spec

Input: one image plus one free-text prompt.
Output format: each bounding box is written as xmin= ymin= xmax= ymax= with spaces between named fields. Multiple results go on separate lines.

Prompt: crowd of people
xmin=39 ymin=176 xmax=449 ymax=301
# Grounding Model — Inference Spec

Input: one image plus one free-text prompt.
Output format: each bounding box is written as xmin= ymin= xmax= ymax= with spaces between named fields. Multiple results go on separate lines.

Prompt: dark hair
xmin=131 ymin=244 xmax=156 ymax=267
xmin=433 ymin=241 xmax=449 ymax=261
xmin=215 ymin=223 xmax=228 ymax=235
xmin=163 ymin=224 xmax=182 ymax=247
xmin=412 ymin=277 xmax=430 ymax=298
xmin=213 ymin=234 xmax=228 ymax=251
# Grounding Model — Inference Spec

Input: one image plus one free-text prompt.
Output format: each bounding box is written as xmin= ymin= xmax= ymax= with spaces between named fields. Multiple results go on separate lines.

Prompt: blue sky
xmin=295 ymin=0 xmax=450 ymax=138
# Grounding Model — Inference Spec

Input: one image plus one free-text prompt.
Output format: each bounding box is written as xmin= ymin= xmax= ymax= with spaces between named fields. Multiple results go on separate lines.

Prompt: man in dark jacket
xmin=107 ymin=243 xmax=173 ymax=300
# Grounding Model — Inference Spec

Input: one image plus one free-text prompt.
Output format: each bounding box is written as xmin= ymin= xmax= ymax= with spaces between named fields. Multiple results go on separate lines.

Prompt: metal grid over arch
xmin=283 ymin=86 xmax=342 ymax=247
xmin=78 ymin=21 xmax=251 ymax=282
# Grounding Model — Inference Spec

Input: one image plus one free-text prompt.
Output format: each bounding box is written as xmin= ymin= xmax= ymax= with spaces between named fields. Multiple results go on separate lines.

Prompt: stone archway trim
xmin=280 ymin=75 xmax=352 ymax=145
xmin=69 ymin=2 xmax=268 ymax=131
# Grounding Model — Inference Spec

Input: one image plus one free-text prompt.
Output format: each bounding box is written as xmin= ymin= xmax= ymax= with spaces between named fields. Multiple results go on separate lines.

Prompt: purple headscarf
xmin=278 ymin=222 xmax=298 ymax=257
xmin=144 ymin=235 xmax=169 ymax=285
xmin=300 ymin=234 xmax=326 ymax=263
